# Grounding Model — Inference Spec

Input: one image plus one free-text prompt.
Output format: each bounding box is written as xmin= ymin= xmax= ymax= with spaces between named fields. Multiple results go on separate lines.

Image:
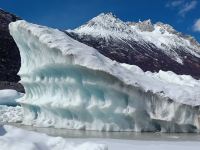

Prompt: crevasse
xmin=9 ymin=20 xmax=200 ymax=132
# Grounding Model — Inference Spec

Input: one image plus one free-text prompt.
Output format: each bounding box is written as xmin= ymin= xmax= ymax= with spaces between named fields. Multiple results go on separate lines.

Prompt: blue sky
xmin=1 ymin=0 xmax=200 ymax=41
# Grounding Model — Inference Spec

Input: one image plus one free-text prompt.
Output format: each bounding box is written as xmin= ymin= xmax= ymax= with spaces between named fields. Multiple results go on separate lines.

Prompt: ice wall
xmin=9 ymin=20 xmax=200 ymax=132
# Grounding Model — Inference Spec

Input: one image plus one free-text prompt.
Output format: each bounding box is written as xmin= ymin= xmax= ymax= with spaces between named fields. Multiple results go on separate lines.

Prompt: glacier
xmin=9 ymin=20 xmax=200 ymax=132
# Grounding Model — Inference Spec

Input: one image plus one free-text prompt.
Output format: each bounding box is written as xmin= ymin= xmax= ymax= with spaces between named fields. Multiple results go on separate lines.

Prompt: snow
xmin=0 ymin=89 xmax=23 ymax=123
xmin=0 ymin=125 xmax=107 ymax=150
xmin=0 ymin=89 xmax=23 ymax=106
xmin=0 ymin=125 xmax=200 ymax=150
xmin=0 ymin=105 xmax=23 ymax=123
xmin=72 ymin=13 xmax=139 ymax=40
xmin=121 ymin=63 xmax=200 ymax=87
xmin=8 ymin=20 xmax=200 ymax=132
xmin=70 ymin=13 xmax=200 ymax=64
xmin=67 ymin=138 xmax=200 ymax=150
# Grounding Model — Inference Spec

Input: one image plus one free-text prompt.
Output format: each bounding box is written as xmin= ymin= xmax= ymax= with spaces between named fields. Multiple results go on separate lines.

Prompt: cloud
xmin=193 ymin=19 xmax=200 ymax=32
xmin=178 ymin=1 xmax=197 ymax=17
xmin=166 ymin=0 xmax=183 ymax=7
xmin=166 ymin=0 xmax=197 ymax=17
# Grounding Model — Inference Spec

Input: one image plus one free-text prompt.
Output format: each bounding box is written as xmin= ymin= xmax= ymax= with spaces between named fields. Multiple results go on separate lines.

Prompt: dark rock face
xmin=0 ymin=9 xmax=24 ymax=92
xmin=67 ymin=32 xmax=200 ymax=79
xmin=0 ymin=9 xmax=20 ymax=82
xmin=0 ymin=81 xmax=24 ymax=93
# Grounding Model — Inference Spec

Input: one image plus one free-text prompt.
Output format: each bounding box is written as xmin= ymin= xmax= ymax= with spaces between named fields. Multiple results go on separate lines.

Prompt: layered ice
xmin=9 ymin=20 xmax=200 ymax=132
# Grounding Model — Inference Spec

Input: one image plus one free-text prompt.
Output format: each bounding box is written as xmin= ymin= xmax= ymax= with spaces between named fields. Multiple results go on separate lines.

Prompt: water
xmin=6 ymin=123 xmax=200 ymax=141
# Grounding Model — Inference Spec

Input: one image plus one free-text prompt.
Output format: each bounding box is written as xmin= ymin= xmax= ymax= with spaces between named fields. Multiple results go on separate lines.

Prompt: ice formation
xmin=0 ymin=89 xmax=23 ymax=106
xmin=0 ymin=105 xmax=23 ymax=123
xmin=0 ymin=89 xmax=23 ymax=123
xmin=0 ymin=125 xmax=107 ymax=150
xmin=9 ymin=20 xmax=200 ymax=132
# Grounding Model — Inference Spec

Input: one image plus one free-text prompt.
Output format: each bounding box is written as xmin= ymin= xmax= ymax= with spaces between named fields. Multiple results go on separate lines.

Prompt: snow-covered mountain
xmin=9 ymin=20 xmax=200 ymax=132
xmin=67 ymin=13 xmax=200 ymax=79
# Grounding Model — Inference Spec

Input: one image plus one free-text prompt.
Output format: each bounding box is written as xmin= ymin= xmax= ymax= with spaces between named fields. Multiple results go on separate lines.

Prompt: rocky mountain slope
xmin=0 ymin=9 xmax=24 ymax=92
xmin=67 ymin=13 xmax=200 ymax=79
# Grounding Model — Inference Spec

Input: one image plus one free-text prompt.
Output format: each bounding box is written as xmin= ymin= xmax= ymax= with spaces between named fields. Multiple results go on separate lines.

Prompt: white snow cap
xmin=71 ymin=13 xmax=200 ymax=64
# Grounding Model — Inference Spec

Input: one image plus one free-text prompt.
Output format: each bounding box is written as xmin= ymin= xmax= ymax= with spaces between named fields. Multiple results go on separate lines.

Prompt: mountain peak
xmin=71 ymin=12 xmax=200 ymax=50
xmin=68 ymin=12 xmax=200 ymax=69
xmin=74 ymin=12 xmax=131 ymax=35
xmin=95 ymin=12 xmax=117 ymax=20
xmin=155 ymin=22 xmax=175 ymax=33
xmin=87 ymin=12 xmax=122 ymax=28
xmin=137 ymin=19 xmax=154 ymax=32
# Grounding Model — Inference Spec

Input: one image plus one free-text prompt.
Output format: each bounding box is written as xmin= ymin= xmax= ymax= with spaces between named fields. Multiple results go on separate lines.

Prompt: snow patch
xmin=0 ymin=89 xmax=23 ymax=106
xmin=0 ymin=105 xmax=23 ymax=123
xmin=0 ymin=125 xmax=107 ymax=150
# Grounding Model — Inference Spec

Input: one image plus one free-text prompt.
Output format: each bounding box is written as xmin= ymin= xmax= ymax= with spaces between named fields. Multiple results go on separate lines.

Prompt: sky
xmin=1 ymin=0 xmax=200 ymax=41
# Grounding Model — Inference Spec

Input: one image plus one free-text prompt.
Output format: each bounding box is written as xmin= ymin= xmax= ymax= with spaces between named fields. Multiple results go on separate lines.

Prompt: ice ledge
xmin=8 ymin=20 xmax=200 ymax=132
xmin=9 ymin=20 xmax=200 ymax=106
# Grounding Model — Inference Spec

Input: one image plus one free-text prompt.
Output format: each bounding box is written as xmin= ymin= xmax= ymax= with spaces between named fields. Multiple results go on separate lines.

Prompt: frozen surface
xmin=67 ymin=138 xmax=200 ymax=150
xmin=0 ymin=125 xmax=107 ymax=150
xmin=0 ymin=89 xmax=23 ymax=106
xmin=1 ymin=125 xmax=199 ymax=150
xmin=121 ymin=63 xmax=200 ymax=87
xmin=9 ymin=20 xmax=200 ymax=132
